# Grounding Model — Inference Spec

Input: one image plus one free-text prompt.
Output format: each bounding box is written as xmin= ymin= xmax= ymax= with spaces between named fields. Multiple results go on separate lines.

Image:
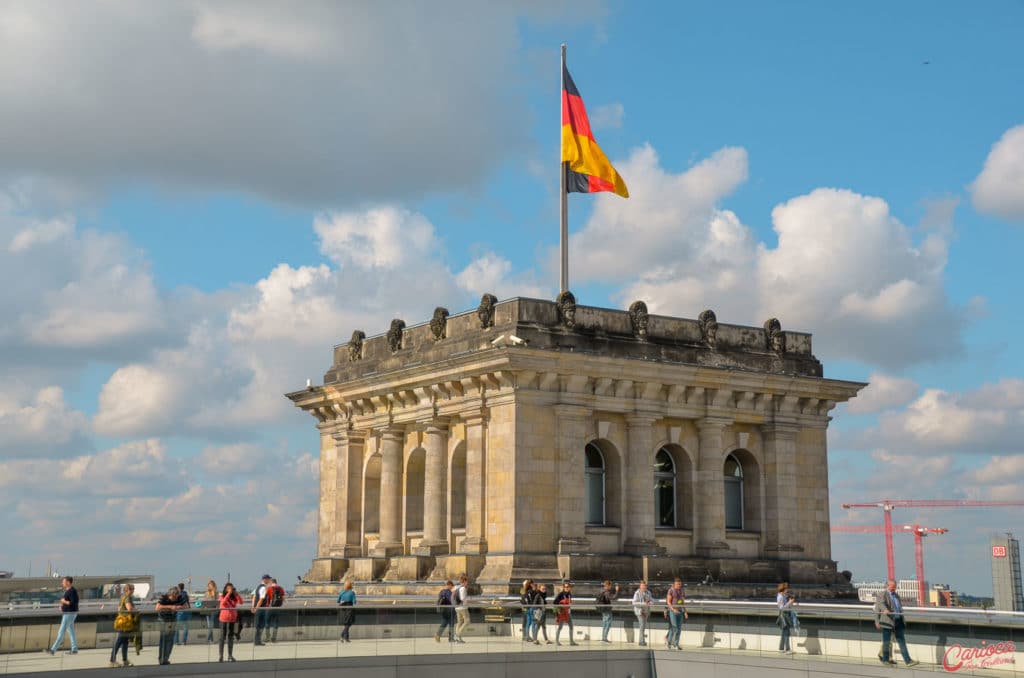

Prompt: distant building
xmin=855 ymin=579 xmax=927 ymax=605
xmin=929 ymin=584 xmax=956 ymax=607
xmin=991 ymin=534 xmax=1024 ymax=612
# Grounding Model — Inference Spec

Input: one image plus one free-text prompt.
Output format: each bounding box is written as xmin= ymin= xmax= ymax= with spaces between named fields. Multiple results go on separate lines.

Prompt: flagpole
xmin=559 ymin=43 xmax=568 ymax=294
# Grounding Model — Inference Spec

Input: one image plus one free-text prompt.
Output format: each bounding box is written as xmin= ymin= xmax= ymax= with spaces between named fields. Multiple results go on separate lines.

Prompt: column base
xmin=622 ymin=538 xmax=666 ymax=556
xmin=370 ymin=542 xmax=404 ymax=557
xmin=382 ymin=555 xmax=436 ymax=581
xmin=329 ymin=544 xmax=363 ymax=558
xmin=302 ymin=557 xmax=350 ymax=582
xmin=765 ymin=543 xmax=806 ymax=553
xmin=413 ymin=540 xmax=451 ymax=556
xmin=427 ymin=554 xmax=488 ymax=585
xmin=458 ymin=536 xmax=488 ymax=554
xmin=345 ymin=557 xmax=389 ymax=581
xmin=557 ymin=536 xmax=591 ymax=555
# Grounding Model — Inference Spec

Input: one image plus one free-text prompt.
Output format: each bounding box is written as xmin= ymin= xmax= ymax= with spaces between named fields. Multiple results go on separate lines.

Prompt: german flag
xmin=561 ymin=65 xmax=628 ymax=198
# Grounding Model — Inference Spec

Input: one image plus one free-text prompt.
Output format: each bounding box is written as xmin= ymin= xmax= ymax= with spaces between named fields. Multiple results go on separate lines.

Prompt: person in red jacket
xmin=218 ymin=583 xmax=243 ymax=662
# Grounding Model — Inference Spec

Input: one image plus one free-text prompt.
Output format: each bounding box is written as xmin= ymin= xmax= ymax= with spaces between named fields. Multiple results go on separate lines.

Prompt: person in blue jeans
xmin=156 ymin=586 xmax=187 ymax=665
xmin=665 ymin=578 xmax=688 ymax=649
xmin=595 ymin=580 xmax=620 ymax=643
xmin=874 ymin=580 xmax=920 ymax=667
xmin=175 ymin=583 xmax=192 ymax=644
xmin=47 ymin=577 xmax=80 ymax=655
xmin=519 ymin=579 xmax=536 ymax=642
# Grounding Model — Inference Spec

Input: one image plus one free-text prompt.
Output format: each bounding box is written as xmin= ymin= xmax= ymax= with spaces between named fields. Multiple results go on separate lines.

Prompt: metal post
xmin=560 ymin=43 xmax=568 ymax=294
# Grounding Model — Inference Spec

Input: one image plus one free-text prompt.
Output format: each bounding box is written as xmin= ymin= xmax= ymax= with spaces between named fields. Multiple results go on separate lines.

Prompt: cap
xmin=262 ymin=574 xmax=271 ymax=579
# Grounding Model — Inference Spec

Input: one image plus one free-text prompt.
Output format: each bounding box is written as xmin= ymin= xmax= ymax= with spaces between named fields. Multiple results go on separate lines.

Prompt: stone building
xmin=287 ymin=295 xmax=864 ymax=594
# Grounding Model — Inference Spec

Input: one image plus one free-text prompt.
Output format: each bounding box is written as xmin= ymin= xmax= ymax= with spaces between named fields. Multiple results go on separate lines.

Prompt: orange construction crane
xmin=841 ymin=500 xmax=1024 ymax=585
xmin=832 ymin=523 xmax=948 ymax=606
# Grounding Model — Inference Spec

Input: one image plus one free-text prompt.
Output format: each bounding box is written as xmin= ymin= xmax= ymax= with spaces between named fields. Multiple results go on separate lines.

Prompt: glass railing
xmin=1 ymin=599 xmax=1022 ymax=675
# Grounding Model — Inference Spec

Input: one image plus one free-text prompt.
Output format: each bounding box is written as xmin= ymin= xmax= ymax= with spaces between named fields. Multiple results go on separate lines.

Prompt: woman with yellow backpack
xmin=110 ymin=584 xmax=137 ymax=668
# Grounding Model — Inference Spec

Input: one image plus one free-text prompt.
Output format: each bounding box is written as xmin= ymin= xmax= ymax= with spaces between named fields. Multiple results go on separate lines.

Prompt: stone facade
xmin=286 ymin=296 xmax=865 ymax=594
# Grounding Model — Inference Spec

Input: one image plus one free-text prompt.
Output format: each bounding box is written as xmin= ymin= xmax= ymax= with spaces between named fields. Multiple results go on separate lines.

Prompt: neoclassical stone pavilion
xmin=287 ymin=294 xmax=865 ymax=594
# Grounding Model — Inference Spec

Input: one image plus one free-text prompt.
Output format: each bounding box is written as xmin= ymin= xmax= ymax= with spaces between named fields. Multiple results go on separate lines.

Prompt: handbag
xmin=532 ymin=607 xmax=544 ymax=623
xmin=114 ymin=612 xmax=135 ymax=632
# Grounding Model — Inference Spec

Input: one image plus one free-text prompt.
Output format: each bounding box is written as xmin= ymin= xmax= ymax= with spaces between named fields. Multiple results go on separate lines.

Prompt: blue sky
xmin=1 ymin=0 xmax=1022 ymax=596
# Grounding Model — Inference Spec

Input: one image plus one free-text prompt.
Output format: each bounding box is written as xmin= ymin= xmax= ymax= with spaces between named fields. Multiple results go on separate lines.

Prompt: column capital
xmin=697 ymin=416 xmax=733 ymax=432
xmin=379 ymin=426 xmax=406 ymax=443
xmin=458 ymin=408 xmax=489 ymax=426
xmin=763 ymin=420 xmax=801 ymax=438
xmin=553 ymin=404 xmax=590 ymax=420
xmin=332 ymin=427 xmax=368 ymax=444
xmin=625 ymin=412 xmax=659 ymax=427
xmin=417 ymin=417 xmax=451 ymax=433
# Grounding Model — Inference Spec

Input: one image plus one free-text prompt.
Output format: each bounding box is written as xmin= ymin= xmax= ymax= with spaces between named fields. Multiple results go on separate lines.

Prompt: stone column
xmin=330 ymin=428 xmax=365 ymax=558
xmin=315 ymin=423 xmax=338 ymax=558
xmin=416 ymin=421 xmax=450 ymax=555
xmin=695 ymin=417 xmax=732 ymax=556
xmin=624 ymin=414 xmax=664 ymax=555
xmin=554 ymin=405 xmax=590 ymax=554
xmin=763 ymin=422 xmax=801 ymax=554
xmin=373 ymin=427 xmax=405 ymax=556
xmin=459 ymin=411 xmax=488 ymax=554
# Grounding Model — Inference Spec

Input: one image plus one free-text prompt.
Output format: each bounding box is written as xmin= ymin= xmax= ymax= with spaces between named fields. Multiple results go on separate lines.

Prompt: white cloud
xmin=846 ymin=374 xmax=920 ymax=415
xmin=455 ymin=251 xmax=549 ymax=300
xmin=0 ymin=384 xmax=89 ymax=458
xmin=589 ymin=102 xmax=624 ymax=130
xmin=970 ymin=124 xmax=1024 ymax=221
xmin=190 ymin=1 xmax=332 ymax=60
xmin=7 ymin=215 xmax=73 ymax=253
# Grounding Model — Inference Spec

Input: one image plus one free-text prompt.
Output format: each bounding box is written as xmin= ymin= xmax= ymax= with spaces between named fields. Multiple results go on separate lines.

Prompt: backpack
xmin=436 ymin=588 xmax=451 ymax=614
xmin=270 ymin=586 xmax=285 ymax=607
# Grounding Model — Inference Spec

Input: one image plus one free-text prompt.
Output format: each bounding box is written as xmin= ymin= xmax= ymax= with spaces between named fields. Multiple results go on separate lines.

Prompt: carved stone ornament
xmin=698 ymin=309 xmax=718 ymax=349
xmin=556 ymin=290 xmax=577 ymax=329
xmin=477 ymin=293 xmax=498 ymax=329
xmin=628 ymin=300 xmax=648 ymax=338
xmin=429 ymin=306 xmax=449 ymax=341
xmin=387 ymin=319 xmax=406 ymax=353
xmin=348 ymin=330 xmax=366 ymax=362
xmin=763 ymin=317 xmax=785 ymax=354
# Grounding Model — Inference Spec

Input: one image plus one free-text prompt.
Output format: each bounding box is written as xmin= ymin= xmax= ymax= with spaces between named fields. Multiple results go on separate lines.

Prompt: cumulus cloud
xmin=0 ymin=384 xmax=90 ymax=458
xmin=0 ymin=1 xmax=585 ymax=206
xmin=589 ymin=102 xmax=624 ymax=130
xmin=970 ymin=124 xmax=1024 ymax=221
xmin=845 ymin=374 xmax=920 ymax=415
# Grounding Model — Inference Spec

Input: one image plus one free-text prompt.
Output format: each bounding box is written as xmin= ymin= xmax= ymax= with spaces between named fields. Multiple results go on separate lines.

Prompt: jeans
xmin=635 ymin=612 xmax=649 ymax=645
xmin=437 ymin=610 xmax=455 ymax=641
xmin=779 ymin=625 xmax=791 ymax=651
xmin=532 ymin=613 xmax=548 ymax=641
xmin=601 ymin=610 xmax=613 ymax=641
xmin=556 ymin=616 xmax=574 ymax=644
xmin=881 ymin=617 xmax=913 ymax=663
xmin=110 ymin=632 xmax=130 ymax=663
xmin=254 ymin=608 xmax=270 ymax=643
xmin=339 ymin=608 xmax=355 ymax=640
xmin=455 ymin=608 xmax=470 ymax=640
xmin=50 ymin=613 xmax=78 ymax=652
xmin=158 ymin=622 xmax=176 ymax=663
xmin=667 ymin=610 xmax=684 ymax=648
xmin=219 ymin=622 xmax=236 ymax=659
xmin=521 ymin=611 xmax=534 ymax=640
xmin=205 ymin=613 xmax=218 ymax=642
xmin=175 ymin=610 xmax=191 ymax=644
xmin=264 ymin=609 xmax=280 ymax=641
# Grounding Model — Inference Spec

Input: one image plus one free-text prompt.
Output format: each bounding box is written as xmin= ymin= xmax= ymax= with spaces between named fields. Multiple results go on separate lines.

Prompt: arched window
xmin=585 ymin=443 xmax=606 ymax=525
xmin=654 ymin=448 xmax=676 ymax=528
xmin=724 ymin=454 xmax=744 ymax=530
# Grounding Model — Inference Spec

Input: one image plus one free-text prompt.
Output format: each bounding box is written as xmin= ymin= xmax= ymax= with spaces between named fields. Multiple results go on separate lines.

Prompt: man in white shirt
xmin=454 ymin=574 xmax=470 ymax=643
xmin=632 ymin=580 xmax=653 ymax=646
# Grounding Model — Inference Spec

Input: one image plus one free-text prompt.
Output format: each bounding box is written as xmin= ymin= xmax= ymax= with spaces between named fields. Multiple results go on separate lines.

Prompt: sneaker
xmin=65 ymin=650 xmax=78 ymax=655
xmin=434 ymin=633 xmax=440 ymax=643
xmin=46 ymin=649 xmax=55 ymax=656
xmin=570 ymin=641 xmax=579 ymax=646
xmin=121 ymin=661 xmax=133 ymax=667
xmin=545 ymin=640 xmax=553 ymax=645
xmin=109 ymin=661 xmax=119 ymax=668
xmin=906 ymin=660 xmax=920 ymax=667
xmin=229 ymin=656 xmax=236 ymax=662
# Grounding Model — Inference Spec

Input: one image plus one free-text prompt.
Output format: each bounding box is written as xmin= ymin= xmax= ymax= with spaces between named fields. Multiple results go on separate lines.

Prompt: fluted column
xmin=764 ymin=422 xmax=801 ymax=554
xmin=555 ymin=405 xmax=590 ymax=554
xmin=330 ymin=428 xmax=365 ymax=558
xmin=373 ymin=427 xmax=405 ymax=556
xmin=624 ymin=413 xmax=664 ymax=554
xmin=315 ymin=423 xmax=339 ymax=558
xmin=459 ymin=410 xmax=488 ymax=554
xmin=695 ymin=417 xmax=732 ymax=556
xmin=416 ymin=421 xmax=450 ymax=555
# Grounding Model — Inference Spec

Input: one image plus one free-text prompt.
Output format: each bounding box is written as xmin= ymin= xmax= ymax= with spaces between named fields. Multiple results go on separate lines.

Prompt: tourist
xmin=665 ymin=577 xmax=687 ymax=650
xmin=632 ymin=580 xmax=652 ymax=646
xmin=47 ymin=576 xmax=79 ymax=655
xmin=265 ymin=578 xmax=285 ymax=642
xmin=175 ymin=582 xmax=192 ymax=645
xmin=554 ymin=581 xmax=577 ymax=646
xmin=776 ymin=582 xmax=795 ymax=653
xmin=252 ymin=574 xmax=272 ymax=646
xmin=532 ymin=583 xmax=551 ymax=644
xmin=874 ymin=579 xmax=920 ymax=667
xmin=203 ymin=580 xmax=219 ymax=643
xmin=595 ymin=580 xmax=620 ymax=643
xmin=453 ymin=574 xmax=470 ymax=643
xmin=337 ymin=580 xmax=356 ymax=642
xmin=109 ymin=583 xmax=136 ymax=668
xmin=156 ymin=585 xmax=186 ymax=665
xmin=218 ymin=582 xmax=243 ymax=662
xmin=434 ymin=579 xmax=456 ymax=642
xmin=519 ymin=579 xmax=536 ymax=642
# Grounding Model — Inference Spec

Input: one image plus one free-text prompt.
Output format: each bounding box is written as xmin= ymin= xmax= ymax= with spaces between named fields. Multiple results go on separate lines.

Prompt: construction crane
xmin=841 ymin=500 xmax=1024 ymax=584
xmin=833 ymin=523 xmax=948 ymax=606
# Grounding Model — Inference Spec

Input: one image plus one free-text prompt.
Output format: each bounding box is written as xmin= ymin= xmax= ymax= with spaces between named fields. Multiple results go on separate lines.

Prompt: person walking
xmin=434 ymin=580 xmax=456 ymax=643
xmin=156 ymin=586 xmax=186 ymax=665
xmin=532 ymin=583 xmax=552 ymax=644
xmin=453 ymin=575 xmax=470 ymax=643
xmin=175 ymin=582 xmax=192 ymax=645
xmin=632 ymin=580 xmax=652 ymax=646
xmin=109 ymin=583 xmax=136 ymax=668
xmin=554 ymin=581 xmax=577 ymax=646
xmin=265 ymin=578 xmax=285 ymax=643
xmin=47 ymin=576 xmax=80 ymax=655
xmin=595 ymin=580 xmax=621 ymax=643
xmin=217 ymin=582 xmax=243 ymax=663
xmin=203 ymin=580 xmax=219 ymax=644
xmin=252 ymin=574 xmax=272 ymax=646
xmin=875 ymin=579 xmax=920 ymax=667
xmin=665 ymin=577 xmax=688 ymax=650
xmin=519 ymin=579 xmax=536 ymax=642
xmin=776 ymin=582 xmax=795 ymax=654
xmin=337 ymin=581 xmax=356 ymax=642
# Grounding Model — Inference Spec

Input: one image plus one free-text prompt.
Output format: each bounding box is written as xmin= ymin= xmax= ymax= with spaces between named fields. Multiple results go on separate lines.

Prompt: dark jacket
xmin=595 ymin=587 xmax=619 ymax=612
